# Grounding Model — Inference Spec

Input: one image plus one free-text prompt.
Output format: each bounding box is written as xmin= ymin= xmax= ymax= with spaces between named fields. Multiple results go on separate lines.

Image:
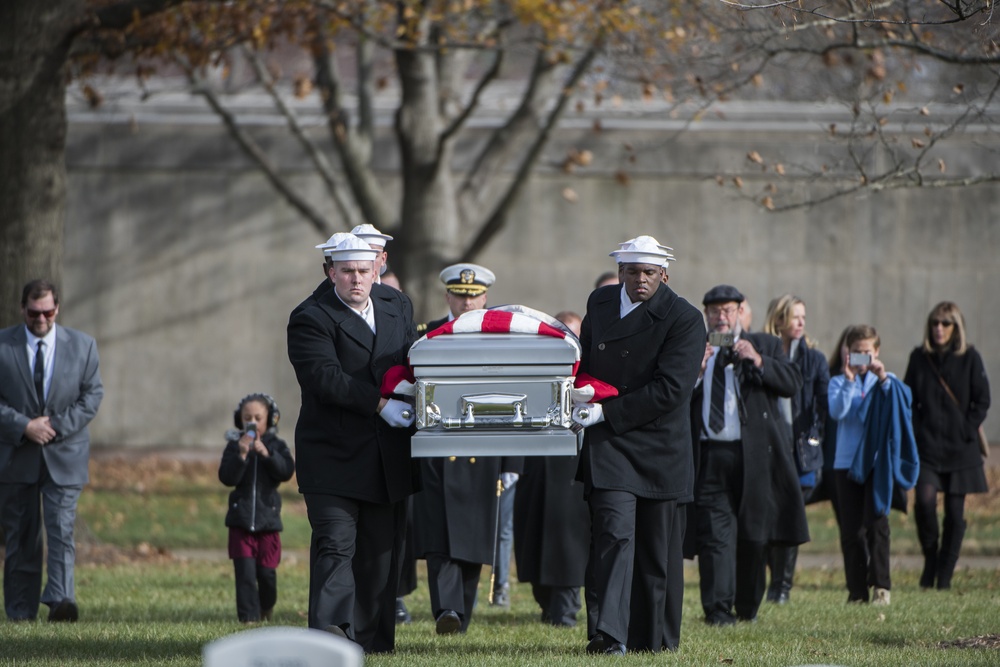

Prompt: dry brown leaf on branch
xmin=615 ymin=171 xmax=631 ymax=186
xmin=912 ymin=138 xmax=925 ymax=148
xmin=761 ymin=196 xmax=775 ymax=210
xmin=775 ymin=163 xmax=786 ymax=176
xmin=293 ymin=75 xmax=312 ymax=98
xmin=938 ymin=159 xmax=947 ymax=173
xmin=83 ymin=85 xmax=103 ymax=109
xmin=732 ymin=176 xmax=743 ymax=189
xmin=561 ymin=187 xmax=579 ymax=203
xmin=747 ymin=150 xmax=763 ymax=165
xmin=919 ymin=106 xmax=930 ymax=116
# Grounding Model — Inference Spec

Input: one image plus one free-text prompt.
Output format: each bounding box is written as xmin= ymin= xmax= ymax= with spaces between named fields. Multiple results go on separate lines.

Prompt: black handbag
xmin=794 ymin=421 xmax=824 ymax=474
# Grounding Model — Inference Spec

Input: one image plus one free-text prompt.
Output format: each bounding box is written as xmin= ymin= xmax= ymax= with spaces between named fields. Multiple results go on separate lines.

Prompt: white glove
xmin=379 ymin=398 xmax=415 ymax=428
xmin=572 ymin=403 xmax=604 ymax=428
xmin=500 ymin=472 xmax=519 ymax=491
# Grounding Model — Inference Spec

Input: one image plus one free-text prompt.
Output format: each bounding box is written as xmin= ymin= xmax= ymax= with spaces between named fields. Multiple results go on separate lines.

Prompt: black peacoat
xmin=575 ymin=283 xmax=707 ymax=500
xmin=514 ymin=453 xmax=590 ymax=587
xmin=412 ymin=455 xmax=523 ymax=565
xmin=687 ymin=331 xmax=810 ymax=550
xmin=287 ymin=287 xmax=417 ymax=505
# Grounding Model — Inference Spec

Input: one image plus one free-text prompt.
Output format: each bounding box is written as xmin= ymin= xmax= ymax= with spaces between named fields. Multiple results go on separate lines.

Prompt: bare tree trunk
xmin=393 ymin=45 xmax=461 ymax=320
xmin=0 ymin=0 xmax=79 ymax=325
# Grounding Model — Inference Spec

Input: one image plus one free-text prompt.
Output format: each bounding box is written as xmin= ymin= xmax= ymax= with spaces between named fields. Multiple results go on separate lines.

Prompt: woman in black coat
xmin=903 ymin=301 xmax=991 ymax=590
xmin=762 ymin=295 xmax=829 ymax=604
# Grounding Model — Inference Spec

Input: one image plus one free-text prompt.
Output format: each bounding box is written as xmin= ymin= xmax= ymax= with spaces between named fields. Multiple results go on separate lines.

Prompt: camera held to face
xmin=244 ymin=421 xmax=258 ymax=440
xmin=708 ymin=332 xmax=735 ymax=348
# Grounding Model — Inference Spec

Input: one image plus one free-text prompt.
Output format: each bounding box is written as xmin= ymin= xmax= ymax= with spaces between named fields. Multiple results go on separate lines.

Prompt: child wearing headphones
xmin=219 ymin=394 xmax=295 ymax=622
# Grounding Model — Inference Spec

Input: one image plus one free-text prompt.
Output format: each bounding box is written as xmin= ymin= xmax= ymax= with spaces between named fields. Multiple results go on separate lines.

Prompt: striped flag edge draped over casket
xmin=380 ymin=305 xmax=618 ymax=404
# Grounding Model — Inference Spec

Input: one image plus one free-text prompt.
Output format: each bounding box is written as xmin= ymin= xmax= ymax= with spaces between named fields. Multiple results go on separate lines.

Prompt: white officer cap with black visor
xmin=439 ymin=263 xmax=496 ymax=297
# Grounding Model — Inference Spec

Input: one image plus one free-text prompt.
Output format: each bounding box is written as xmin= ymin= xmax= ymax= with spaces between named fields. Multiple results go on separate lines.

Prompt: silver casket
xmin=408 ymin=307 xmax=580 ymax=457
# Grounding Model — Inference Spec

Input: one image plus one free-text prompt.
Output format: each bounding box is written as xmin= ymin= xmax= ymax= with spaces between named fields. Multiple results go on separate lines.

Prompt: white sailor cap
xmin=439 ymin=263 xmax=495 ymax=296
xmin=315 ymin=232 xmax=356 ymax=257
xmin=610 ymin=235 xmax=675 ymax=268
xmin=350 ymin=223 xmax=393 ymax=248
xmin=324 ymin=234 xmax=380 ymax=262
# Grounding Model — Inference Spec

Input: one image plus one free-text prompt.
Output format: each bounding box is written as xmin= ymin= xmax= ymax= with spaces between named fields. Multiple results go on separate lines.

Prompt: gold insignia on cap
xmin=460 ymin=269 xmax=476 ymax=284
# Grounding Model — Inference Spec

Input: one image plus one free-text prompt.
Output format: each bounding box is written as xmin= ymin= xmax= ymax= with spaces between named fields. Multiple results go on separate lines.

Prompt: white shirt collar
xmin=335 ymin=291 xmax=376 ymax=333
xmin=619 ymin=285 xmax=644 ymax=319
xmin=25 ymin=323 xmax=57 ymax=349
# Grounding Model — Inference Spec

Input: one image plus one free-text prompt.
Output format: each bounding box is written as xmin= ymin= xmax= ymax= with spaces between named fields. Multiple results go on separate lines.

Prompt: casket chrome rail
xmin=418 ymin=380 xmax=573 ymax=430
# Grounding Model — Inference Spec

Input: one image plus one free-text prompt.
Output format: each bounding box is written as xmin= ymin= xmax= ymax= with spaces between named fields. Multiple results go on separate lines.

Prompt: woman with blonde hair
xmin=761 ymin=294 xmax=830 ymax=604
xmin=903 ymin=302 xmax=991 ymax=590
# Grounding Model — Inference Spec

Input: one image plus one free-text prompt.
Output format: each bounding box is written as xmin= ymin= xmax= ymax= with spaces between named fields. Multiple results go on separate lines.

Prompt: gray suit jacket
xmin=0 ymin=324 xmax=104 ymax=486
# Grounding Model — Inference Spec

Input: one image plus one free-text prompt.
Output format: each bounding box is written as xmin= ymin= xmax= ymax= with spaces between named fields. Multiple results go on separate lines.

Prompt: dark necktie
xmin=34 ymin=341 xmax=45 ymax=406
xmin=708 ymin=351 xmax=726 ymax=434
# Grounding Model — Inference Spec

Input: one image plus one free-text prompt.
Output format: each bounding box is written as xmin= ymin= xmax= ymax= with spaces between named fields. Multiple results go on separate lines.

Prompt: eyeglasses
xmin=707 ymin=305 xmax=739 ymax=318
xmin=931 ymin=319 xmax=955 ymax=328
xmin=26 ymin=308 xmax=56 ymax=319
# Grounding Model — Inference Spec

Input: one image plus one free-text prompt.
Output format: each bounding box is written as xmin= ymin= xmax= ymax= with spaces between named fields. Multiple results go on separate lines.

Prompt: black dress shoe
xmin=586 ymin=633 xmax=607 ymax=654
xmin=604 ymin=642 xmax=627 ymax=655
xmin=323 ymin=624 xmax=349 ymax=639
xmin=47 ymin=600 xmax=78 ymax=623
xmin=705 ymin=610 xmax=737 ymax=627
xmin=395 ymin=597 xmax=411 ymax=624
xmin=435 ymin=609 xmax=461 ymax=635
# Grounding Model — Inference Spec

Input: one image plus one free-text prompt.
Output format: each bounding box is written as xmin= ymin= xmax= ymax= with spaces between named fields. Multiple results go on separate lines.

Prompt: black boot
xmin=937 ymin=518 xmax=966 ymax=590
xmin=919 ymin=550 xmax=937 ymax=589
xmin=766 ymin=546 xmax=794 ymax=604
xmin=779 ymin=546 xmax=798 ymax=603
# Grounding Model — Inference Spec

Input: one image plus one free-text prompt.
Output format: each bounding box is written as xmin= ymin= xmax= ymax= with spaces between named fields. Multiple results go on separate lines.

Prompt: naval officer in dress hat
xmin=409 ymin=261 xmax=521 ymax=634
xmin=417 ymin=263 xmax=496 ymax=335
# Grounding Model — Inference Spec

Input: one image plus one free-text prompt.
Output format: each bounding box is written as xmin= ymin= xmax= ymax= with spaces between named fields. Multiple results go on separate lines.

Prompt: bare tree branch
xmin=461 ymin=43 xmax=600 ymax=261
xmin=243 ymin=44 xmax=360 ymax=229
xmin=312 ymin=23 xmax=394 ymax=230
xmin=186 ymin=67 xmax=334 ymax=237
xmin=440 ymin=49 xmax=503 ymax=142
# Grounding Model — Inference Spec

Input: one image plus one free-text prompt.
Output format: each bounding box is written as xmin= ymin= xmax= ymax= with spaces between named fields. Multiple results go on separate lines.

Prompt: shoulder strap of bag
xmin=925 ymin=354 xmax=962 ymax=408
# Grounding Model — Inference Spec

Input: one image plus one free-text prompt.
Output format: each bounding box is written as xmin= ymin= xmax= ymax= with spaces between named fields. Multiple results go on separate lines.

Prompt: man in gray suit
xmin=0 ymin=279 xmax=104 ymax=622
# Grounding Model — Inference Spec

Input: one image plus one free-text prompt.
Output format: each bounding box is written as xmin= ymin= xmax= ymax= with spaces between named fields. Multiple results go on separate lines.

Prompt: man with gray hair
xmin=572 ymin=236 xmax=705 ymax=654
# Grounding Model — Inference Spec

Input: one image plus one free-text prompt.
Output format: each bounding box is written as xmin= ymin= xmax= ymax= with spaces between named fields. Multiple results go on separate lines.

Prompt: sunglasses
xmin=26 ymin=308 xmax=56 ymax=319
xmin=931 ymin=319 xmax=955 ymax=328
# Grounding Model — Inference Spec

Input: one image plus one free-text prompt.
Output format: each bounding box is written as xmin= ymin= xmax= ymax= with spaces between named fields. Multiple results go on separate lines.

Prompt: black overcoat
xmin=219 ymin=432 xmax=295 ymax=533
xmin=412 ymin=455 xmax=523 ymax=564
xmin=903 ymin=346 xmax=991 ymax=473
xmin=575 ymin=283 xmax=706 ymax=499
xmin=514 ymin=453 xmax=590 ymax=587
xmin=687 ymin=331 xmax=810 ymax=551
xmin=287 ymin=287 xmax=417 ymax=504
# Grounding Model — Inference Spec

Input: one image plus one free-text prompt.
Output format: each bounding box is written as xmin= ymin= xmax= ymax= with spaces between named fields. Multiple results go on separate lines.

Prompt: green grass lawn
xmin=1 ymin=455 xmax=997 ymax=665
xmin=1 ymin=562 xmax=998 ymax=666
